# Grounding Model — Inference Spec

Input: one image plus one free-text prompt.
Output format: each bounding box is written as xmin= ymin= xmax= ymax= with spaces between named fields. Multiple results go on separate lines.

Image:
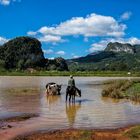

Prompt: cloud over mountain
xmin=28 ymin=13 xmax=126 ymax=43
xmin=89 ymin=37 xmax=140 ymax=52
xmin=0 ymin=36 xmax=8 ymax=45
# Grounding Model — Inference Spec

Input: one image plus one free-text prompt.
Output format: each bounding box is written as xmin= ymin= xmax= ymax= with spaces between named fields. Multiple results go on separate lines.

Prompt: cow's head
xmin=57 ymin=84 xmax=62 ymax=95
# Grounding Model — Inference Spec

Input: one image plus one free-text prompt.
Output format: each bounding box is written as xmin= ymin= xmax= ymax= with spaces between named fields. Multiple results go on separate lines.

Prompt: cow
xmin=46 ymin=82 xmax=61 ymax=95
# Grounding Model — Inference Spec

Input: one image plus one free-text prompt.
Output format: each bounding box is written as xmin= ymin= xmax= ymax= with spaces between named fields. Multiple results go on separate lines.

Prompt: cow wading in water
xmin=66 ymin=75 xmax=81 ymax=102
xmin=46 ymin=82 xmax=61 ymax=95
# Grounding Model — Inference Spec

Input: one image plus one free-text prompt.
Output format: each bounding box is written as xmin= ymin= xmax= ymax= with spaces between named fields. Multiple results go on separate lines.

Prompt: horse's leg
xmin=69 ymin=95 xmax=71 ymax=102
xmin=72 ymin=95 xmax=75 ymax=102
xmin=66 ymin=92 xmax=68 ymax=102
xmin=71 ymin=95 xmax=73 ymax=102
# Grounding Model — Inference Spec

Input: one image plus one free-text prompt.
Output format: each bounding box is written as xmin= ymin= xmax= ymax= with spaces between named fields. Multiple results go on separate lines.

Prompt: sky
xmin=0 ymin=0 xmax=140 ymax=59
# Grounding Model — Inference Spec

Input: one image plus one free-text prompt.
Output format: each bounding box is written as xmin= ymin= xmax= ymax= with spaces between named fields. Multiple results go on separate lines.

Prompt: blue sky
xmin=0 ymin=0 xmax=140 ymax=59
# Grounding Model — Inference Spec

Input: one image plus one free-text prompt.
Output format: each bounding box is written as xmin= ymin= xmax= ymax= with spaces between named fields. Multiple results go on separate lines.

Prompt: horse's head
xmin=76 ymin=88 xmax=81 ymax=97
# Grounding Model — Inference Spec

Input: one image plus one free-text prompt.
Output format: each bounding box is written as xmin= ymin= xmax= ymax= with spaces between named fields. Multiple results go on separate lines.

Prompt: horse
xmin=66 ymin=86 xmax=81 ymax=102
xmin=46 ymin=82 xmax=61 ymax=95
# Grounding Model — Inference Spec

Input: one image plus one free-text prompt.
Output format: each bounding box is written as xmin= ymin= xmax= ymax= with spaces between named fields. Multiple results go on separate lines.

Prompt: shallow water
xmin=0 ymin=76 xmax=140 ymax=137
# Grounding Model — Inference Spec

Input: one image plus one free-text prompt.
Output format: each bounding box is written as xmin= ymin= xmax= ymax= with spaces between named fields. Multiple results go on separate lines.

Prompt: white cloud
xmin=37 ymin=14 xmax=126 ymax=37
xmin=71 ymin=53 xmax=80 ymax=58
xmin=0 ymin=0 xmax=10 ymax=5
xmin=56 ymin=51 xmax=65 ymax=55
xmin=126 ymin=37 xmax=140 ymax=45
xmin=120 ymin=11 xmax=132 ymax=21
xmin=89 ymin=40 xmax=108 ymax=52
xmin=73 ymin=55 xmax=80 ymax=58
xmin=0 ymin=0 xmax=20 ymax=6
xmin=38 ymin=35 xmax=64 ymax=43
xmin=27 ymin=31 xmax=37 ymax=36
xmin=28 ymin=13 xmax=127 ymax=44
xmin=43 ymin=49 xmax=66 ymax=56
xmin=89 ymin=37 xmax=140 ymax=53
xmin=43 ymin=49 xmax=54 ymax=54
xmin=84 ymin=37 xmax=89 ymax=42
xmin=0 ymin=36 xmax=8 ymax=45
xmin=48 ymin=57 xmax=54 ymax=60
xmin=106 ymin=37 xmax=140 ymax=45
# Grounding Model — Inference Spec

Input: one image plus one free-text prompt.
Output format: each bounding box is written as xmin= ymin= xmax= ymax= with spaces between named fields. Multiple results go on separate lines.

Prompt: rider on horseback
xmin=67 ymin=75 xmax=75 ymax=92
xmin=66 ymin=75 xmax=81 ymax=102
xmin=68 ymin=75 xmax=75 ymax=87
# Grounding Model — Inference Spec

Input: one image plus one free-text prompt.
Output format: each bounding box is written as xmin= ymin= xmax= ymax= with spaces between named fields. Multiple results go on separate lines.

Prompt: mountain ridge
xmin=68 ymin=42 xmax=140 ymax=71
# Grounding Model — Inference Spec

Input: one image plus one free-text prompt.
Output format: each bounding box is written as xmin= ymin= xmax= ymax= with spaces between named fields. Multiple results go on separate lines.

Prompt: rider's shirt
xmin=68 ymin=78 xmax=75 ymax=87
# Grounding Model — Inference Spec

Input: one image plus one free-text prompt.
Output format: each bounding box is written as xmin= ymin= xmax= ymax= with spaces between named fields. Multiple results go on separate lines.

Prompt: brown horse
xmin=66 ymin=86 xmax=81 ymax=102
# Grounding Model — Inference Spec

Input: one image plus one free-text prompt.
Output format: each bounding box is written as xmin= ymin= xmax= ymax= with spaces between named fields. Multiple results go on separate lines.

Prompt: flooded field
xmin=0 ymin=76 xmax=140 ymax=139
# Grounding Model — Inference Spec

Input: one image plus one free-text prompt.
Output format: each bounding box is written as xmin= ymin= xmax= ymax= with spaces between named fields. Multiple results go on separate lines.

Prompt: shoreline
xmin=0 ymin=114 xmax=139 ymax=140
xmin=14 ymin=125 xmax=137 ymax=140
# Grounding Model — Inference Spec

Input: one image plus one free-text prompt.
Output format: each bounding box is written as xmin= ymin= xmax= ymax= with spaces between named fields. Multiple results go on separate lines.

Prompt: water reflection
xmin=46 ymin=95 xmax=61 ymax=108
xmin=1 ymin=76 xmax=140 ymax=130
xmin=101 ymin=97 xmax=121 ymax=103
xmin=66 ymin=102 xmax=81 ymax=127
xmin=0 ymin=88 xmax=40 ymax=114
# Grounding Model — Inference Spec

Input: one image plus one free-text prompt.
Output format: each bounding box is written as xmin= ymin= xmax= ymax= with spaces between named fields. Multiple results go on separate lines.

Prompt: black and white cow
xmin=46 ymin=82 xmax=61 ymax=95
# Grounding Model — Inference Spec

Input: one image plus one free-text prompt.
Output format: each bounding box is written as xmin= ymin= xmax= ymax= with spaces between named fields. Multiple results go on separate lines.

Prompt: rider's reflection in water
xmin=66 ymin=102 xmax=81 ymax=127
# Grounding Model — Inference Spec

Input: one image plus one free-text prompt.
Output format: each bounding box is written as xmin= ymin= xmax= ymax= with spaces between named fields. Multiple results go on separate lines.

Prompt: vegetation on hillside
xmin=68 ymin=42 xmax=140 ymax=71
xmin=46 ymin=57 xmax=69 ymax=71
xmin=0 ymin=36 xmax=68 ymax=71
xmin=1 ymin=38 xmax=140 ymax=73
xmin=0 ymin=36 xmax=45 ymax=69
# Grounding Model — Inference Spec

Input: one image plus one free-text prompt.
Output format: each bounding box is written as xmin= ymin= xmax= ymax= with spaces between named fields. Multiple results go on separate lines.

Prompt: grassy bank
xmin=125 ymin=125 xmax=140 ymax=140
xmin=14 ymin=125 xmax=140 ymax=140
xmin=0 ymin=70 xmax=140 ymax=76
xmin=102 ymin=79 xmax=140 ymax=102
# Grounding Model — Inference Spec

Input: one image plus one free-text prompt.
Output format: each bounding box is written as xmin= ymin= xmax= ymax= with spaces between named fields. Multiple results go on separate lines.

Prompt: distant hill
xmin=0 ymin=36 xmax=68 ymax=71
xmin=68 ymin=42 xmax=140 ymax=71
xmin=45 ymin=57 xmax=69 ymax=71
xmin=0 ymin=36 xmax=45 ymax=69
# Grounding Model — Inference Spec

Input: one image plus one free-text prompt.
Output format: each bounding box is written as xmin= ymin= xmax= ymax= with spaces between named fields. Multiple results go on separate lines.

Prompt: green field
xmin=0 ymin=70 xmax=140 ymax=77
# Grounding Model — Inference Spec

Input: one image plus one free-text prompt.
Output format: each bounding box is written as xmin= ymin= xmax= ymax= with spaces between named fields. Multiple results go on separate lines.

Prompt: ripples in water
xmin=0 ymin=76 xmax=140 ymax=131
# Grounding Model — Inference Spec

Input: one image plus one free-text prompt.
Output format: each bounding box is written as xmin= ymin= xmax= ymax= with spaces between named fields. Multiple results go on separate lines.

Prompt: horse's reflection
xmin=46 ymin=95 xmax=61 ymax=107
xmin=66 ymin=102 xmax=81 ymax=126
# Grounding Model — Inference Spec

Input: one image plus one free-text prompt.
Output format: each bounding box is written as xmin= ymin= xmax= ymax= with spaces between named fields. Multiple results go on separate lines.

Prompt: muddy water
xmin=0 ymin=76 xmax=140 ymax=139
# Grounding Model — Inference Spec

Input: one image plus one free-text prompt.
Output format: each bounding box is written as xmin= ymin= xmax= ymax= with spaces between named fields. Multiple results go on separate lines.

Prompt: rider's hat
xmin=70 ymin=75 xmax=73 ymax=78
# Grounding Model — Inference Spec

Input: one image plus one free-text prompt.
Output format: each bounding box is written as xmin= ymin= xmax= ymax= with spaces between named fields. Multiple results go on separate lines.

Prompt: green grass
xmin=102 ymin=79 xmax=140 ymax=102
xmin=125 ymin=126 xmax=140 ymax=140
xmin=126 ymin=82 xmax=140 ymax=102
xmin=0 ymin=70 xmax=140 ymax=77
xmin=79 ymin=130 xmax=93 ymax=140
